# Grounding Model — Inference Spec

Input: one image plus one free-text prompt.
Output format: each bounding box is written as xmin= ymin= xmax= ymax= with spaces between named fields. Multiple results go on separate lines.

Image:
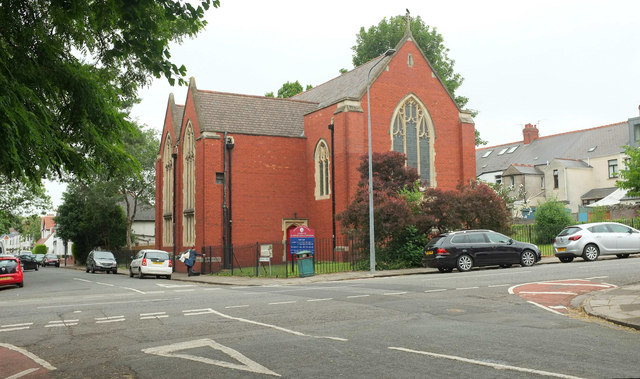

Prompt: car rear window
xmin=146 ymin=252 xmax=169 ymax=260
xmin=0 ymin=259 xmax=18 ymax=273
xmin=426 ymin=236 xmax=446 ymax=248
xmin=557 ymin=227 xmax=581 ymax=237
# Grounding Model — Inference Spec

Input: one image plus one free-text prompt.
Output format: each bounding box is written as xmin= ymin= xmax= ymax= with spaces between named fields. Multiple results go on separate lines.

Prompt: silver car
xmin=553 ymin=222 xmax=640 ymax=262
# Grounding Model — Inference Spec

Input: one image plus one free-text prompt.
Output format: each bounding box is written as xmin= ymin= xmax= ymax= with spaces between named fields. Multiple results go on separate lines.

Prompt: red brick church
xmin=155 ymin=23 xmax=476 ymax=270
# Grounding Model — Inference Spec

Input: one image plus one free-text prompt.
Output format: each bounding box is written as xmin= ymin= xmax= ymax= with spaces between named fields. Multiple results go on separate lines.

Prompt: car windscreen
xmin=557 ymin=227 xmax=581 ymax=237
xmin=0 ymin=259 xmax=18 ymax=273
xmin=94 ymin=252 xmax=115 ymax=259
xmin=426 ymin=236 xmax=446 ymax=248
xmin=146 ymin=252 xmax=169 ymax=260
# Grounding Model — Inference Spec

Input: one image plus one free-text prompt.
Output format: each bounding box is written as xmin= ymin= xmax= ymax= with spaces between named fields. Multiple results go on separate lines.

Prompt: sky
xmin=45 ymin=0 xmax=640 ymax=209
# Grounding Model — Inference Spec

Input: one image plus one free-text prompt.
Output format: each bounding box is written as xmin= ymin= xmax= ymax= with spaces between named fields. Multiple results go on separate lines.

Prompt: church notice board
xmin=289 ymin=225 xmax=315 ymax=255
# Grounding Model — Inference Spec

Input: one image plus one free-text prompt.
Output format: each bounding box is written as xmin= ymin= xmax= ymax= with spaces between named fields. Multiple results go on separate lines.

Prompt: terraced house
xmin=476 ymin=108 xmax=640 ymax=219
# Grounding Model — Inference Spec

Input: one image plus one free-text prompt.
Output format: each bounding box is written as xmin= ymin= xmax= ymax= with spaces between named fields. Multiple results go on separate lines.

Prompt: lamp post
xmin=366 ymin=48 xmax=395 ymax=274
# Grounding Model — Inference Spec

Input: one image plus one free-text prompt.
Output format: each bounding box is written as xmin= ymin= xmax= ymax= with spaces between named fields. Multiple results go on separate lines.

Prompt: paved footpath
xmin=576 ymin=283 xmax=640 ymax=330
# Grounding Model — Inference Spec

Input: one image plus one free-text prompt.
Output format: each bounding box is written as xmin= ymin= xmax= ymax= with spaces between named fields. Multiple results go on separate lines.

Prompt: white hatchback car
xmin=553 ymin=222 xmax=640 ymax=262
xmin=129 ymin=250 xmax=172 ymax=279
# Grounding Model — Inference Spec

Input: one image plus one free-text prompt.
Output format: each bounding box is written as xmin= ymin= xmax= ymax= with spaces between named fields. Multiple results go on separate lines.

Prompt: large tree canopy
xmin=617 ymin=146 xmax=640 ymax=196
xmin=0 ymin=0 xmax=218 ymax=185
xmin=352 ymin=14 xmax=468 ymax=109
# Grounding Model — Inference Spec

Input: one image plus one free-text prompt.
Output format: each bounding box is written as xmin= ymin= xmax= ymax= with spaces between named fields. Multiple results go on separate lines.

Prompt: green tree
xmin=352 ymin=14 xmax=468 ymax=109
xmin=475 ymin=130 xmax=488 ymax=146
xmin=533 ymin=199 xmax=574 ymax=244
xmin=115 ymin=125 xmax=160 ymax=248
xmin=55 ymin=180 xmax=127 ymax=264
xmin=22 ymin=214 xmax=42 ymax=244
xmin=265 ymin=81 xmax=312 ymax=98
xmin=33 ymin=244 xmax=47 ymax=255
xmin=0 ymin=178 xmax=51 ymax=234
xmin=0 ymin=0 xmax=218 ymax=185
xmin=617 ymin=146 xmax=640 ymax=196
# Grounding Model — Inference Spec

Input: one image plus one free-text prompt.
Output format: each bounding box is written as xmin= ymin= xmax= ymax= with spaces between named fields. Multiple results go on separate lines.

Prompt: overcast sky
xmin=46 ymin=0 xmax=640 ymax=208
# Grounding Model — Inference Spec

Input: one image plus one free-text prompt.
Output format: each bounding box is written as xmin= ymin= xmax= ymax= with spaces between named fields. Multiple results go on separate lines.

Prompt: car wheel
xmin=86 ymin=266 xmax=90 ymax=273
xmin=166 ymin=275 xmax=172 ymax=280
xmin=106 ymin=270 xmax=110 ymax=274
xmin=456 ymin=254 xmax=473 ymax=272
xmin=113 ymin=269 xmax=117 ymax=274
xmin=499 ymin=264 xmax=512 ymax=268
xmin=138 ymin=269 xmax=143 ymax=279
xmin=91 ymin=265 xmax=96 ymax=273
xmin=616 ymin=254 xmax=630 ymax=259
xmin=559 ymin=256 xmax=574 ymax=263
xmin=520 ymin=250 xmax=536 ymax=267
xmin=56 ymin=263 xmax=59 ymax=267
xmin=582 ymin=244 xmax=599 ymax=262
xmin=129 ymin=268 xmax=133 ymax=277
xmin=437 ymin=267 xmax=453 ymax=273
xmin=35 ymin=265 xmax=38 ymax=271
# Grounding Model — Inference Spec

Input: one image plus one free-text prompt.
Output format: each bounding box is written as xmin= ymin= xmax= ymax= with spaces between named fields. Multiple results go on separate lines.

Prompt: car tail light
xmin=569 ymin=235 xmax=582 ymax=241
xmin=142 ymin=258 xmax=147 ymax=266
xmin=436 ymin=248 xmax=449 ymax=255
xmin=168 ymin=260 xmax=173 ymax=267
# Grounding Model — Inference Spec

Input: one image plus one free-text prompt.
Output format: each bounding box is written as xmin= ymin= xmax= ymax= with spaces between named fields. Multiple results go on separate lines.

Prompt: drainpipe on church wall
xmin=222 ymin=132 xmax=229 ymax=269
xmin=226 ymin=136 xmax=235 ymax=273
xmin=171 ymin=150 xmax=177 ymax=272
xmin=328 ymin=118 xmax=336 ymax=259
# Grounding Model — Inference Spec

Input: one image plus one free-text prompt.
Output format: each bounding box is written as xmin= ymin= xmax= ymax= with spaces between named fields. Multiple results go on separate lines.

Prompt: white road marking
xmin=45 ymin=320 xmax=79 ymax=327
xmin=269 ymin=301 xmax=296 ymax=305
xmin=527 ymin=301 xmax=565 ymax=315
xmin=347 ymin=294 xmax=370 ymax=298
xmin=389 ymin=347 xmax=583 ymax=378
xmin=142 ymin=338 xmax=280 ymax=377
xmin=549 ymin=305 xmax=568 ymax=310
xmin=456 ymin=287 xmax=479 ymax=290
xmin=73 ymin=278 xmax=92 ymax=282
xmin=204 ymin=287 xmax=221 ymax=291
xmin=519 ymin=291 xmax=577 ymax=295
xmin=183 ymin=309 xmax=217 ymax=316
xmin=7 ymin=367 xmax=40 ymax=379
xmin=0 ymin=343 xmax=56 ymax=371
xmin=174 ymin=289 xmax=195 ymax=292
xmin=38 ymin=297 xmax=178 ymax=309
xmin=122 ymin=287 xmax=146 ymax=294
xmin=383 ymin=292 xmax=407 ymax=296
xmin=307 ymin=298 xmax=332 ymax=302
xmin=95 ymin=316 xmax=125 ymax=324
xmin=202 ymin=308 xmax=347 ymax=341
xmin=0 ymin=323 xmax=32 ymax=332
xmin=95 ymin=282 xmax=114 ymax=287
xmin=144 ymin=291 xmax=166 ymax=294
xmin=488 ymin=284 xmax=510 ymax=288
xmin=537 ymin=282 xmax=615 ymax=288
xmin=225 ymin=305 xmax=249 ymax=309
xmin=1 ymin=323 xmax=32 ymax=328
xmin=585 ymin=276 xmax=608 ymax=280
xmin=140 ymin=312 xmax=168 ymax=320
xmin=424 ymin=289 xmax=447 ymax=293
xmin=156 ymin=283 xmax=196 ymax=288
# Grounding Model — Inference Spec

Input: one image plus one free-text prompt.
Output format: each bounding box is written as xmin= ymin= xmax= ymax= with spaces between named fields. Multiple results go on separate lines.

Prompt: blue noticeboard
xmin=289 ymin=225 xmax=315 ymax=255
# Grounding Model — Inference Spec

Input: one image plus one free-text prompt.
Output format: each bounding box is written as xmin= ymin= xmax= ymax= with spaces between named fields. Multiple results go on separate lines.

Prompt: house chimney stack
xmin=523 ymin=123 xmax=539 ymax=144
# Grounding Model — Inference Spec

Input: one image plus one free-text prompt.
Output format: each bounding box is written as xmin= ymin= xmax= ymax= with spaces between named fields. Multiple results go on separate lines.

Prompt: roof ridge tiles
xmin=477 ymin=121 xmax=627 ymax=150
xmin=197 ymin=89 xmax=318 ymax=105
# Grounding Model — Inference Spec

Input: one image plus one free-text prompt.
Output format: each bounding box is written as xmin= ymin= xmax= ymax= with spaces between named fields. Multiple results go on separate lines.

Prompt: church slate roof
xmin=476 ymin=122 xmax=627 ymax=176
xmin=292 ymin=55 xmax=393 ymax=109
xmin=193 ymin=91 xmax=318 ymax=138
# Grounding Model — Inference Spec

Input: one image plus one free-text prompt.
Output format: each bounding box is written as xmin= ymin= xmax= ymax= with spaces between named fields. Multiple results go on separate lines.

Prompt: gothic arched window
xmin=182 ymin=122 xmax=196 ymax=246
xmin=390 ymin=95 xmax=436 ymax=186
xmin=314 ymin=139 xmax=330 ymax=199
xmin=162 ymin=134 xmax=174 ymax=246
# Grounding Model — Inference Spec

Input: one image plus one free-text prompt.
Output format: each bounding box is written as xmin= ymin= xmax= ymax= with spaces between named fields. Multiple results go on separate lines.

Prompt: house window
xmin=498 ymin=148 xmax=508 ymax=155
xmin=634 ymin=123 xmax=640 ymax=142
xmin=390 ymin=95 xmax=435 ymax=186
xmin=495 ymin=175 xmax=502 ymax=185
xmin=216 ymin=173 xmax=224 ymax=184
xmin=553 ymin=169 xmax=559 ymax=189
xmin=314 ymin=139 xmax=330 ymax=199
xmin=162 ymin=135 xmax=174 ymax=246
xmin=482 ymin=150 xmax=493 ymax=158
xmin=608 ymin=159 xmax=618 ymax=178
xmin=541 ymin=176 xmax=545 ymax=189
xmin=182 ymin=122 xmax=196 ymax=246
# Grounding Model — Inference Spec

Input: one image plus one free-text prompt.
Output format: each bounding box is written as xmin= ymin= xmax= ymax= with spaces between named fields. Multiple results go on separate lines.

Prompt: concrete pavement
xmin=169 ymin=257 xmax=640 ymax=331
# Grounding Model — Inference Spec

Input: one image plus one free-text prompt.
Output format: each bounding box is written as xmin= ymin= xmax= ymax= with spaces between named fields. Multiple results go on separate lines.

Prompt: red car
xmin=0 ymin=255 xmax=24 ymax=288
xmin=42 ymin=254 xmax=60 ymax=267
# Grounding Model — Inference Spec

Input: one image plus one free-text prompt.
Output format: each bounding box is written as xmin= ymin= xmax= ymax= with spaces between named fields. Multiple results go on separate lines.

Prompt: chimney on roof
xmin=523 ymin=123 xmax=539 ymax=144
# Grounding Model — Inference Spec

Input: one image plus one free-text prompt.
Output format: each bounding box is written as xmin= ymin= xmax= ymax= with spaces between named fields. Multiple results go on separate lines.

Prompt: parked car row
xmin=423 ymin=222 xmax=640 ymax=273
xmin=85 ymin=249 xmax=172 ymax=280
